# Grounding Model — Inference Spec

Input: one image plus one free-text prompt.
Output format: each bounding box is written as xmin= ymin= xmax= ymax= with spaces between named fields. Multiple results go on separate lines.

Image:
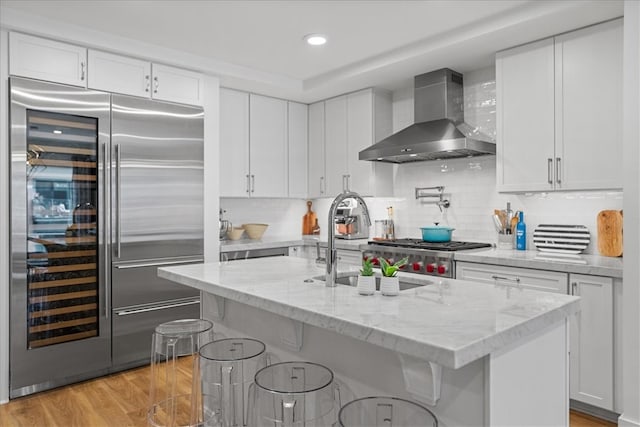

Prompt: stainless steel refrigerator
xmin=9 ymin=77 xmax=204 ymax=398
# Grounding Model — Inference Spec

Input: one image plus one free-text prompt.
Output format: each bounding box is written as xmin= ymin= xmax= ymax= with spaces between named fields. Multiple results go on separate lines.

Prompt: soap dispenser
xmin=515 ymin=211 xmax=526 ymax=250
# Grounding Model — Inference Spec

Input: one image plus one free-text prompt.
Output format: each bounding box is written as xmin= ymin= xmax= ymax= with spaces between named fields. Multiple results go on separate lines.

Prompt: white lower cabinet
xmin=569 ymin=274 xmax=613 ymax=410
xmin=336 ymin=248 xmax=362 ymax=266
xmin=455 ymin=262 xmax=567 ymax=293
xmin=289 ymin=245 xmax=361 ymax=267
xmin=455 ymin=261 xmax=615 ymax=411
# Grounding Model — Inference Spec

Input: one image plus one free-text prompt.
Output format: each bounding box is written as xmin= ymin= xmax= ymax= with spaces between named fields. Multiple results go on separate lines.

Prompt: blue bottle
xmin=516 ymin=211 xmax=526 ymax=250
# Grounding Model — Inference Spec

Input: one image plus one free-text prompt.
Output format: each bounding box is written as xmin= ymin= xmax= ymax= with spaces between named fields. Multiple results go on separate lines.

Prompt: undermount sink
xmin=311 ymin=272 xmax=430 ymax=291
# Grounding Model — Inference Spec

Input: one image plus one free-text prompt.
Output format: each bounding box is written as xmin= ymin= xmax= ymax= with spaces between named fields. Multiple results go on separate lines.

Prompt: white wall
xmin=621 ymin=2 xmax=640 ymax=426
xmin=220 ymin=198 xmax=307 ymax=238
xmin=203 ymin=76 xmax=221 ymax=263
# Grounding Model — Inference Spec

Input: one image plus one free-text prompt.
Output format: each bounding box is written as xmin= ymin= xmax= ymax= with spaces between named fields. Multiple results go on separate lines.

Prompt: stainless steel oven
xmin=361 ymin=239 xmax=492 ymax=279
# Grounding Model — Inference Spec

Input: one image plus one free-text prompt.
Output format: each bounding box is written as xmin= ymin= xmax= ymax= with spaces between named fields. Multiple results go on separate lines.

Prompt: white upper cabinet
xmin=9 ymin=34 xmax=203 ymax=105
xmin=324 ymin=95 xmax=349 ymax=196
xmin=151 ymin=64 xmax=204 ymax=106
xmin=496 ymin=19 xmax=623 ymax=192
xmin=496 ymin=38 xmax=555 ymax=192
xmin=554 ymin=20 xmax=623 ymax=191
xmin=288 ymin=102 xmax=309 ymax=199
xmin=309 ymin=88 xmax=393 ymax=198
xmin=9 ymin=32 xmax=87 ymax=87
xmin=219 ymin=89 xmax=293 ymax=198
xmin=249 ymin=94 xmax=288 ymax=198
xmin=308 ymin=101 xmax=326 ymax=198
xmin=88 ymin=50 xmax=151 ymax=97
xmin=219 ymin=88 xmax=250 ymax=197
xmin=88 ymin=50 xmax=204 ymax=105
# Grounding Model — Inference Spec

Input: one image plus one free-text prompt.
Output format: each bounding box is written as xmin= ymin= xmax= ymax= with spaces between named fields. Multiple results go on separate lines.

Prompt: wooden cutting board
xmin=597 ymin=210 xmax=623 ymax=257
xmin=302 ymin=201 xmax=317 ymax=235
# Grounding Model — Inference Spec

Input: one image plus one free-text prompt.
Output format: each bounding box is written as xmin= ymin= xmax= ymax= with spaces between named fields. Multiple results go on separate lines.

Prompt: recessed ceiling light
xmin=53 ymin=130 xmax=62 ymax=134
xmin=304 ymin=34 xmax=327 ymax=46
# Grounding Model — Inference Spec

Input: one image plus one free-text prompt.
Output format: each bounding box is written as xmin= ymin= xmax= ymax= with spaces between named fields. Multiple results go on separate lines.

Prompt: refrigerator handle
xmin=115 ymin=143 xmax=121 ymax=258
xmin=103 ymin=142 xmax=110 ymax=319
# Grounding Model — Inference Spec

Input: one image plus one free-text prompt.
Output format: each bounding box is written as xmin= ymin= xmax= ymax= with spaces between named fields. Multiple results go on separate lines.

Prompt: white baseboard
xmin=619 ymin=415 xmax=640 ymax=427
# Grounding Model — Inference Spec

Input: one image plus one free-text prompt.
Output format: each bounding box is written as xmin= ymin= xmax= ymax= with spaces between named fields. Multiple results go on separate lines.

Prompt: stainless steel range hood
xmin=359 ymin=68 xmax=495 ymax=164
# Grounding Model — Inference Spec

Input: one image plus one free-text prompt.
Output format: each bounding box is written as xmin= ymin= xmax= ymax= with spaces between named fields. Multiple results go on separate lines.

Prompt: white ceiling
xmin=0 ymin=0 xmax=624 ymax=102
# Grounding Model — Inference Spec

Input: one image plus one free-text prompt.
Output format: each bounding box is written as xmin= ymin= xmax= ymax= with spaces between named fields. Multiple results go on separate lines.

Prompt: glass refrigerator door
xmin=10 ymin=77 xmax=111 ymax=398
xmin=26 ymin=109 xmax=99 ymax=348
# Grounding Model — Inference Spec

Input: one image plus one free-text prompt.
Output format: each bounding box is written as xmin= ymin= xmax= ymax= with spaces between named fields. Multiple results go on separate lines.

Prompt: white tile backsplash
xmin=220 ymin=198 xmax=307 ymax=238
xmin=222 ymin=65 xmax=623 ymax=255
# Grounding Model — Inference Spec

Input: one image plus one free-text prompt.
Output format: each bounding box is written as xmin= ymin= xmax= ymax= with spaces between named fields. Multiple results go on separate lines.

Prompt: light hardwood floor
xmin=0 ymin=360 xmax=617 ymax=426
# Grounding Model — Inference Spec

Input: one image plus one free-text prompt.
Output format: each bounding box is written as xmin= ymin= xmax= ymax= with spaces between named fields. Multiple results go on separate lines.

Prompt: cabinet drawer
xmin=112 ymin=261 xmax=200 ymax=308
xmin=337 ymin=249 xmax=363 ymax=266
xmin=455 ymin=262 xmax=568 ymax=294
xmin=112 ymin=298 xmax=200 ymax=367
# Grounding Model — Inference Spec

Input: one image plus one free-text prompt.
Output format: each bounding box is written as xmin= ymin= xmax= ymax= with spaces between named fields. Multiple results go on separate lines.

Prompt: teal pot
xmin=420 ymin=225 xmax=455 ymax=242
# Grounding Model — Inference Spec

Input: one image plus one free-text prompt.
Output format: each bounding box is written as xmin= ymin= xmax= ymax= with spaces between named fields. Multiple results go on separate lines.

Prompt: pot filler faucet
xmin=326 ymin=191 xmax=371 ymax=287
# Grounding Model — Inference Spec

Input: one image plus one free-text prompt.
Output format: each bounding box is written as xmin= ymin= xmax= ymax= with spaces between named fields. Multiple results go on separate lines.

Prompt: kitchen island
xmin=159 ymin=256 xmax=580 ymax=426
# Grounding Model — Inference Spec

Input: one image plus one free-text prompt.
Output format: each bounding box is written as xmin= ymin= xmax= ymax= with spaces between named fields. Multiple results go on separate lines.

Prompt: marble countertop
xmin=454 ymin=248 xmax=623 ymax=278
xmin=159 ymin=256 xmax=579 ymax=369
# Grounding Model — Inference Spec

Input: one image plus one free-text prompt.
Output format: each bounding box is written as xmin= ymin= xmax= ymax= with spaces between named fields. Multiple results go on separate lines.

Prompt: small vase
xmin=356 ymin=275 xmax=376 ymax=295
xmin=380 ymin=276 xmax=399 ymax=296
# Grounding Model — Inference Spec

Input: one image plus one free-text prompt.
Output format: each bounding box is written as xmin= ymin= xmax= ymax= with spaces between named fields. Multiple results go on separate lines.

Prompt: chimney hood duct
xmin=359 ymin=68 xmax=495 ymax=164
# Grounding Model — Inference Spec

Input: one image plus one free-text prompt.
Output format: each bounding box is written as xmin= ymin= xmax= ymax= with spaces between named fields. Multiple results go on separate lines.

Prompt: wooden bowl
xmin=242 ymin=223 xmax=268 ymax=239
xmin=226 ymin=227 xmax=245 ymax=241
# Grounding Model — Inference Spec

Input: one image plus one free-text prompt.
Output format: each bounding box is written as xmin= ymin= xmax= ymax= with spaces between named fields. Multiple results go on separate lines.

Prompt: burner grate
xmin=369 ymin=239 xmax=492 ymax=251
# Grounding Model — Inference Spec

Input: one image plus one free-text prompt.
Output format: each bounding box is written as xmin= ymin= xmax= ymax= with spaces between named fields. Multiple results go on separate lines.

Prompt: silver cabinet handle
xmin=102 ymin=142 xmax=110 ymax=318
xmin=251 ymin=174 xmax=255 ymax=193
xmin=80 ymin=61 xmax=85 ymax=81
xmin=115 ymin=143 xmax=121 ymax=258
xmin=547 ymin=158 xmax=553 ymax=185
xmin=491 ymin=275 xmax=521 ymax=283
xmin=246 ymin=174 xmax=250 ymax=193
xmin=556 ymin=157 xmax=562 ymax=185
xmin=571 ymin=281 xmax=577 ymax=295
xmin=320 ymin=176 xmax=324 ymax=194
xmin=342 ymin=175 xmax=347 ymax=191
xmin=115 ymin=258 xmax=204 ymax=269
xmin=347 ymin=174 xmax=351 ymax=191
xmin=153 ymin=76 xmax=159 ymax=94
xmin=145 ymin=75 xmax=150 ymax=92
xmin=115 ymin=299 xmax=199 ymax=316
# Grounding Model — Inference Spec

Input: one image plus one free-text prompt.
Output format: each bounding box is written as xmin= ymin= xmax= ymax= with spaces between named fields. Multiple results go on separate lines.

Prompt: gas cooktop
xmin=368 ymin=239 xmax=492 ymax=251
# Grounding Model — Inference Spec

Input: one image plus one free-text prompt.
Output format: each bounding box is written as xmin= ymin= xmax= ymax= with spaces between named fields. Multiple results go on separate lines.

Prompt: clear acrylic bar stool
xmin=148 ymin=319 xmax=215 ymax=427
xmin=338 ymin=396 xmax=438 ymax=427
xmin=199 ymin=338 xmax=269 ymax=427
xmin=249 ymin=361 xmax=341 ymax=427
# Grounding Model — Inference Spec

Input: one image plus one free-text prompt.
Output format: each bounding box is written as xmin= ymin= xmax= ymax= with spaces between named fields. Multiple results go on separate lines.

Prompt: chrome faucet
xmin=326 ymin=191 xmax=371 ymax=287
